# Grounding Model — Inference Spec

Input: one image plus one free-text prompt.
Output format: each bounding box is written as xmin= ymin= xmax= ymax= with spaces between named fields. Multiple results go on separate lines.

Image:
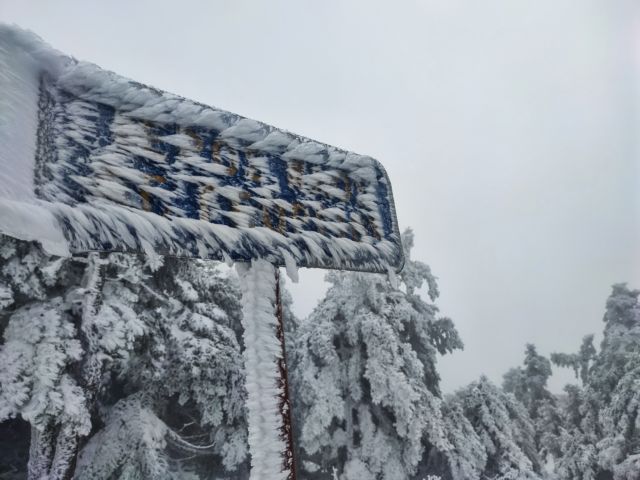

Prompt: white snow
xmin=0 ymin=199 xmax=69 ymax=256
xmin=236 ymin=259 xmax=289 ymax=480
xmin=0 ymin=25 xmax=69 ymax=254
xmin=0 ymin=28 xmax=39 ymax=203
xmin=280 ymin=249 xmax=299 ymax=283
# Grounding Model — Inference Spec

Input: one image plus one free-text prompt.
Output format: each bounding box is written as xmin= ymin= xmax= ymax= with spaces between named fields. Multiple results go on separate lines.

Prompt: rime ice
xmin=0 ymin=24 xmax=402 ymax=274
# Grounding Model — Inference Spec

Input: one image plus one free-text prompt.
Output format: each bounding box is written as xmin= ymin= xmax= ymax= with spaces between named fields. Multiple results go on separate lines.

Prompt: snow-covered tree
xmin=589 ymin=285 xmax=640 ymax=403
xmin=597 ymin=356 xmax=640 ymax=480
xmin=503 ymin=344 xmax=562 ymax=467
xmin=553 ymin=284 xmax=640 ymax=480
xmin=503 ymin=345 xmax=554 ymax=418
xmin=290 ymin=228 xmax=462 ymax=479
xmin=551 ymin=335 xmax=597 ymax=386
xmin=550 ymin=339 xmax=600 ymax=480
xmin=592 ymin=284 xmax=640 ymax=479
xmin=74 ymin=256 xmax=249 ymax=479
xmin=0 ymin=237 xmax=250 ymax=479
xmin=453 ymin=376 xmax=543 ymax=480
xmin=0 ymin=238 xmax=93 ymax=479
xmin=417 ymin=398 xmax=487 ymax=480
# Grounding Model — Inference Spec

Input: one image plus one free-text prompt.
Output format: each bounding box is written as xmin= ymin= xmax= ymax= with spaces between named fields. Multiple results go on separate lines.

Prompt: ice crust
xmin=237 ymin=260 xmax=289 ymax=480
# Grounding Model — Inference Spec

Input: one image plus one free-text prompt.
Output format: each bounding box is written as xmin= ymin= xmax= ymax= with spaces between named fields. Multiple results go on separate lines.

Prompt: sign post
xmin=236 ymin=260 xmax=296 ymax=480
xmin=274 ymin=268 xmax=297 ymax=479
xmin=0 ymin=25 xmax=404 ymax=480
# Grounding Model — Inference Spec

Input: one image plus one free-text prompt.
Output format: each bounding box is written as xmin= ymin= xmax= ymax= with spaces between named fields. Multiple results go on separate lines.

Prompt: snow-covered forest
xmin=0 ymin=230 xmax=638 ymax=480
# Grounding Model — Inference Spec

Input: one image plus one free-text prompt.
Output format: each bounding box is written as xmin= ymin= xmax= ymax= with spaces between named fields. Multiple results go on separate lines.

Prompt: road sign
xmin=0 ymin=28 xmax=403 ymax=275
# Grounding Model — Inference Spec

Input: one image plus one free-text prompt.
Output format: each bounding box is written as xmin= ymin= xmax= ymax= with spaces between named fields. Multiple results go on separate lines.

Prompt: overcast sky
xmin=2 ymin=0 xmax=639 ymax=393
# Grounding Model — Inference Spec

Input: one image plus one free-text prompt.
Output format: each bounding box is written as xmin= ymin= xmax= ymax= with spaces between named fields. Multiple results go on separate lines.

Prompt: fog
xmin=2 ymin=0 xmax=639 ymax=392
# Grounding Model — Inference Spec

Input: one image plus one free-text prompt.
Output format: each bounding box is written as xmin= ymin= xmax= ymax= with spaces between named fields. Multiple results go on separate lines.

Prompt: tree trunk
xmin=49 ymin=423 xmax=79 ymax=480
xmin=25 ymin=253 xmax=106 ymax=480
xmin=28 ymin=425 xmax=54 ymax=480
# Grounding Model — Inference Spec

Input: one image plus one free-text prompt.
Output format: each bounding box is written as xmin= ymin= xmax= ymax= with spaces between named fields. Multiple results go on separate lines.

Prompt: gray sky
xmin=2 ymin=0 xmax=639 ymax=392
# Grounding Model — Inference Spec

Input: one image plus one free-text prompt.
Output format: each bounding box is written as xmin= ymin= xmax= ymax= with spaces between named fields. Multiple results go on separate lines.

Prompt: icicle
xmin=281 ymin=249 xmax=299 ymax=284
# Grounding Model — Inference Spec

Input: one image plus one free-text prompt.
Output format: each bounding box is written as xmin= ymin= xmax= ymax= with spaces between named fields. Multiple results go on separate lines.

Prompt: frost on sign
xmin=0 ymin=26 xmax=403 ymax=273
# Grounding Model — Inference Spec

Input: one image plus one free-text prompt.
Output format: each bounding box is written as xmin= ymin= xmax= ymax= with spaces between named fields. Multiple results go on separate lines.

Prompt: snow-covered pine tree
xmin=289 ymin=228 xmax=463 ymax=480
xmin=591 ymin=284 xmax=640 ymax=479
xmin=75 ymin=255 xmax=249 ymax=479
xmin=0 ymin=237 xmax=92 ymax=479
xmin=550 ymin=338 xmax=600 ymax=480
xmin=503 ymin=344 xmax=562 ymax=470
xmin=552 ymin=284 xmax=640 ymax=480
xmin=452 ymin=376 xmax=543 ymax=480
xmin=503 ymin=345 xmax=554 ymax=419
xmin=588 ymin=284 xmax=640 ymax=407
xmin=418 ymin=397 xmax=487 ymax=480
xmin=553 ymin=383 xmax=600 ymax=480
xmin=0 ymin=236 xmax=250 ymax=479
xmin=598 ymin=355 xmax=640 ymax=480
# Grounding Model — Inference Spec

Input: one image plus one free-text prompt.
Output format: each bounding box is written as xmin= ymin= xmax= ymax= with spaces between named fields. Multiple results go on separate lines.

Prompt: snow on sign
xmin=0 ymin=24 xmax=403 ymax=480
xmin=0 ymin=26 xmax=403 ymax=274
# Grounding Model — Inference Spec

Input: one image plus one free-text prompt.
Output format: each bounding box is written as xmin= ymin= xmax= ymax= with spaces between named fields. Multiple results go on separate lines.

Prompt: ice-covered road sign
xmin=0 ymin=26 xmax=403 ymax=274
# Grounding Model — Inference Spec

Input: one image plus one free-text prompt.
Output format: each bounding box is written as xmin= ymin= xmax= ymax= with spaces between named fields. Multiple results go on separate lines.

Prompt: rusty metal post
xmin=274 ymin=268 xmax=297 ymax=480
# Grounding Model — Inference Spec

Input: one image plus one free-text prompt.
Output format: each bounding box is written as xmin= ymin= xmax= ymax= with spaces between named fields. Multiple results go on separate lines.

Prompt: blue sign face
xmin=29 ymin=76 xmax=403 ymax=272
xmin=6 ymin=56 xmax=402 ymax=272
